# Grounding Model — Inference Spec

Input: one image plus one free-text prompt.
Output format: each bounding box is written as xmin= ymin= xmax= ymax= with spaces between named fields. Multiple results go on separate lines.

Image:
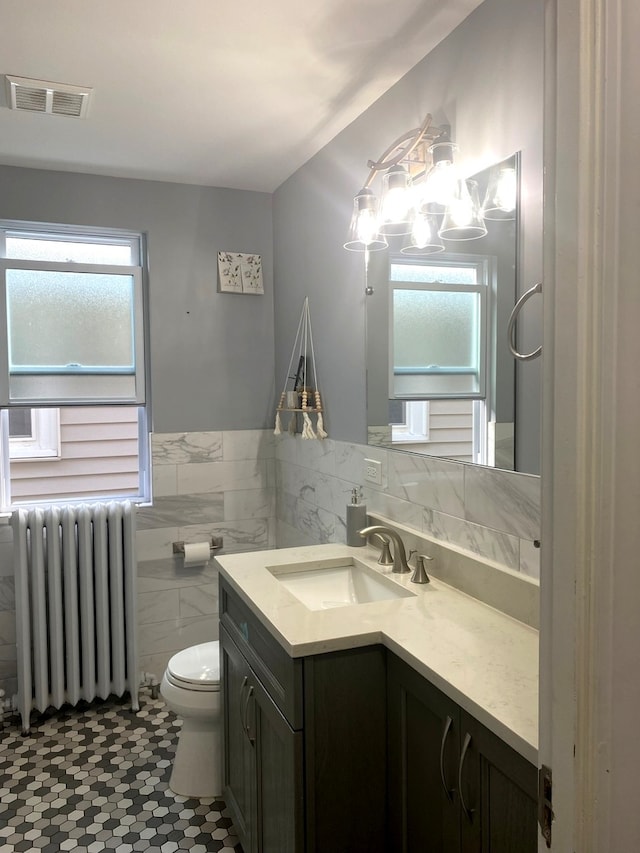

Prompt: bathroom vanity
xmin=216 ymin=544 xmax=538 ymax=853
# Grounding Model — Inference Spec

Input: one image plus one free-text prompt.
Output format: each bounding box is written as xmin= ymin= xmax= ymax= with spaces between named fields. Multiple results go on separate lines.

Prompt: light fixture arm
xmin=345 ymin=113 xmax=485 ymax=259
xmin=362 ymin=113 xmax=435 ymax=189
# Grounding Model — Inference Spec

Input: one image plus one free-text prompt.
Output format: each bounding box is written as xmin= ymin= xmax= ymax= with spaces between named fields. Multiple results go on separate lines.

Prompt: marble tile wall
xmin=275 ymin=436 xmax=541 ymax=580
xmin=0 ymin=428 xmax=540 ymax=698
xmin=136 ymin=429 xmax=276 ymax=680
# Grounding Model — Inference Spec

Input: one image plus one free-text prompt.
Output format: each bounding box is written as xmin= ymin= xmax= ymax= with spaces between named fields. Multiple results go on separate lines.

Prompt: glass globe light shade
xmin=418 ymin=140 xmax=460 ymax=213
xmin=439 ymin=180 xmax=488 ymax=241
xmin=378 ymin=165 xmax=413 ymax=236
xmin=344 ymin=188 xmax=388 ymax=251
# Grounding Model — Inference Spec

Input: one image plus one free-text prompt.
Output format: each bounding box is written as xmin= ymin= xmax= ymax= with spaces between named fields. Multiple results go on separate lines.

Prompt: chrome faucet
xmin=358 ymin=525 xmax=411 ymax=574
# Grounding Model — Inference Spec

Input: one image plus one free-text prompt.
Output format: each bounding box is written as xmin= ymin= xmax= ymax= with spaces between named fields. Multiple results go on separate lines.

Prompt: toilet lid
xmin=167 ymin=641 xmax=220 ymax=688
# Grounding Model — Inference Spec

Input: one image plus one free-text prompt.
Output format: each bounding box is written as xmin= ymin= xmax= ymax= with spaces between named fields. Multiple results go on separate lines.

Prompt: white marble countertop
xmin=216 ymin=543 xmax=538 ymax=764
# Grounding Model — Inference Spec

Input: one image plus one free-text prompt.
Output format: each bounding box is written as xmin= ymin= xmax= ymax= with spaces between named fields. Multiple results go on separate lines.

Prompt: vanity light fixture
xmin=344 ymin=113 xmax=489 ymax=262
xmin=344 ymin=113 xmax=435 ymax=254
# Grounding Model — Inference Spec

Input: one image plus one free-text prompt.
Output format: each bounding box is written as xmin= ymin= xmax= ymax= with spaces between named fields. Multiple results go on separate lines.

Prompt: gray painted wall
xmin=0 ymin=165 xmax=275 ymax=434
xmin=272 ymin=0 xmax=543 ymax=474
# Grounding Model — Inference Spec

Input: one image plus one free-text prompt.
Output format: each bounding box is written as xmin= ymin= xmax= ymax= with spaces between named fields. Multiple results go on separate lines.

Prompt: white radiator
xmin=12 ymin=501 xmax=139 ymax=733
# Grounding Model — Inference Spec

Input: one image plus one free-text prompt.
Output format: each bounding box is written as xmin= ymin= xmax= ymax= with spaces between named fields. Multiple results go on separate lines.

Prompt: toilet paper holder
xmin=172 ymin=536 xmax=224 ymax=556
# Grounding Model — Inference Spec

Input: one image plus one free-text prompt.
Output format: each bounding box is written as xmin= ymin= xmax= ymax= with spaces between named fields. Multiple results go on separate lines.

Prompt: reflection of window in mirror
xmin=389 ymin=258 xmax=491 ymax=464
xmin=390 ymin=399 xmax=430 ymax=442
xmin=8 ymin=407 xmax=60 ymax=460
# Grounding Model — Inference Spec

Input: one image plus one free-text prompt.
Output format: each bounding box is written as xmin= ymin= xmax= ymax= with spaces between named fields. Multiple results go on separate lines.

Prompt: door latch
xmin=538 ymin=764 xmax=553 ymax=848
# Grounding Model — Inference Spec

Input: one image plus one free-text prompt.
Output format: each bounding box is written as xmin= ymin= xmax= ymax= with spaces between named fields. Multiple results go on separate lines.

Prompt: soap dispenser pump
xmin=346 ymin=488 xmax=367 ymax=546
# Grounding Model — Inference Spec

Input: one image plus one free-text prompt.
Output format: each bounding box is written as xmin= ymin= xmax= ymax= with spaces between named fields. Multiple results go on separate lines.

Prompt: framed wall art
xmin=218 ymin=251 xmax=264 ymax=294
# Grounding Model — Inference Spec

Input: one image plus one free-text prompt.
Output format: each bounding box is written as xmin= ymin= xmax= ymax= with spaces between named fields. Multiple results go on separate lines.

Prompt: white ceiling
xmin=0 ymin=0 xmax=483 ymax=193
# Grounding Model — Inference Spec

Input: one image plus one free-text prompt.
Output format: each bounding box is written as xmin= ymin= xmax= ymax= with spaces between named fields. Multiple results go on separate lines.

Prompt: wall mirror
xmin=365 ymin=153 xmax=537 ymax=473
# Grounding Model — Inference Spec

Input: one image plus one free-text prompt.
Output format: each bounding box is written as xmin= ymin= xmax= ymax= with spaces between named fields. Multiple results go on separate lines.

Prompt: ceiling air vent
xmin=5 ymin=75 xmax=93 ymax=118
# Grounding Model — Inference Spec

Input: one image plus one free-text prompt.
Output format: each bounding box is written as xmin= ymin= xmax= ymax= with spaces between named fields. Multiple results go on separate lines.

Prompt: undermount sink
xmin=267 ymin=557 xmax=415 ymax=611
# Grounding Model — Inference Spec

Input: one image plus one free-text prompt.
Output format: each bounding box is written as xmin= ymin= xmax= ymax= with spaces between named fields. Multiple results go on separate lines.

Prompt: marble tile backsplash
xmin=0 ymin=428 xmax=540 ymax=698
xmin=274 ymin=436 xmax=541 ymax=581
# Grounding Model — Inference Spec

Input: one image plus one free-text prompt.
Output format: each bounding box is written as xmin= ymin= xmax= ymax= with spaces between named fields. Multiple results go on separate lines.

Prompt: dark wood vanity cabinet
xmin=387 ymin=654 xmax=538 ymax=853
xmin=387 ymin=652 xmax=461 ymax=851
xmin=221 ymin=624 xmax=303 ymax=853
xmin=220 ymin=576 xmax=537 ymax=853
xmin=219 ymin=577 xmax=387 ymax=853
xmin=457 ymin=711 xmax=538 ymax=853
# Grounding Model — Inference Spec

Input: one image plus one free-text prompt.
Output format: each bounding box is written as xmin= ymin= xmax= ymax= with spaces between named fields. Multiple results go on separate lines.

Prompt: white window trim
xmin=10 ymin=408 xmax=61 ymax=460
xmin=392 ymin=401 xmax=430 ymax=443
xmin=472 ymin=399 xmax=488 ymax=465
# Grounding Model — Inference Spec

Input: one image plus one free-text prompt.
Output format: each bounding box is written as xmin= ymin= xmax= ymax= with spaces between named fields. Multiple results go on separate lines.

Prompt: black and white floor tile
xmin=0 ymin=695 xmax=242 ymax=853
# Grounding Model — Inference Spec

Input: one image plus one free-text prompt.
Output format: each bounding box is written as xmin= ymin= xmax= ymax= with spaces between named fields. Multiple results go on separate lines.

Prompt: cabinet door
xmin=221 ymin=627 xmax=255 ymax=853
xmin=304 ymin=646 xmax=387 ymax=853
xmin=387 ymin=655 xmax=460 ymax=853
xmin=458 ymin=711 xmax=537 ymax=853
xmin=249 ymin=674 xmax=304 ymax=853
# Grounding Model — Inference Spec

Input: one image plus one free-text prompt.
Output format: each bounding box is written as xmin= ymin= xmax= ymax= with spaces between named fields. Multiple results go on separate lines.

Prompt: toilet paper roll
xmin=182 ymin=541 xmax=211 ymax=567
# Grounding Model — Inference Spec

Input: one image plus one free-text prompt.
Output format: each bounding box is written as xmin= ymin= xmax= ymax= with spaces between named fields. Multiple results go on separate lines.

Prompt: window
xmin=0 ymin=223 xmax=149 ymax=509
xmin=388 ymin=256 xmax=492 ymax=465
xmin=389 ymin=400 xmax=430 ymax=442
xmin=1 ymin=229 xmax=144 ymax=406
xmin=8 ymin=407 xmax=60 ymax=460
xmin=389 ymin=258 xmax=488 ymax=399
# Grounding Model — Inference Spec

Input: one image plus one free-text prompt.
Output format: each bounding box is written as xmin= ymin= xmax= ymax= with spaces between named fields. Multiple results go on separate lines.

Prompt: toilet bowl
xmin=160 ymin=640 xmax=221 ymax=798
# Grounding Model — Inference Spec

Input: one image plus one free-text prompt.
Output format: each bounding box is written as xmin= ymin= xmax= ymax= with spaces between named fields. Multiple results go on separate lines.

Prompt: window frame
xmin=4 ymin=230 xmax=140 ymax=264
xmin=388 ymin=255 xmax=491 ymax=401
xmin=9 ymin=407 xmax=61 ymax=460
xmin=0 ymin=257 xmax=145 ymax=406
xmin=391 ymin=400 xmax=431 ymax=443
xmin=0 ymin=221 xmax=150 ymax=510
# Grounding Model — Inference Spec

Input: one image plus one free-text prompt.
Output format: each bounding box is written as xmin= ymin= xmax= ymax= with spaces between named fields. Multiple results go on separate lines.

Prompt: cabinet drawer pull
xmin=458 ymin=732 xmax=475 ymax=823
xmin=243 ymin=684 xmax=255 ymax=745
xmin=439 ymin=715 xmax=454 ymax=802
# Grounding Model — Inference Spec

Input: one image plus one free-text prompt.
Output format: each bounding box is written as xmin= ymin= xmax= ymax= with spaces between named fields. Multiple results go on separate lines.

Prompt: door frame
xmin=541 ymin=0 xmax=640 ymax=848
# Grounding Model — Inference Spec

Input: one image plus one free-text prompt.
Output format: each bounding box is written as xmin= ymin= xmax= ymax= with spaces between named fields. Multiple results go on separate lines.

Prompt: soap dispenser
xmin=346 ymin=488 xmax=367 ymax=546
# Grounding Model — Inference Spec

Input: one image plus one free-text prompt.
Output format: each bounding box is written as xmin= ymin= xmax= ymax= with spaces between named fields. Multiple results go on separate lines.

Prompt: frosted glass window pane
xmin=390 ymin=263 xmax=478 ymax=284
xmin=6 ymin=269 xmax=135 ymax=370
xmin=6 ymin=236 xmax=134 ymax=264
xmin=393 ymin=289 xmax=478 ymax=369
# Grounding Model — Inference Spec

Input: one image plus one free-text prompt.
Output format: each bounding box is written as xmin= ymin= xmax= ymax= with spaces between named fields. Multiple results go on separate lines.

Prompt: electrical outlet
xmin=364 ymin=458 xmax=382 ymax=485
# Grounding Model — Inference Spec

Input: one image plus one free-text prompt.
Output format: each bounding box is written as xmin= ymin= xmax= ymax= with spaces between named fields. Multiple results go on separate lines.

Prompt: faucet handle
xmin=411 ymin=553 xmax=433 ymax=584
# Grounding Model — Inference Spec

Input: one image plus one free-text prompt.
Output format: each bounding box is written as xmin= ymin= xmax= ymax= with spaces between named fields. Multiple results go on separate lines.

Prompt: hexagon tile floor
xmin=0 ymin=695 xmax=242 ymax=853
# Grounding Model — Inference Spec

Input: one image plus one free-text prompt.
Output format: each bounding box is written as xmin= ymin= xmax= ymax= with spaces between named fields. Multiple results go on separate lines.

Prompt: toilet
xmin=160 ymin=641 xmax=221 ymax=798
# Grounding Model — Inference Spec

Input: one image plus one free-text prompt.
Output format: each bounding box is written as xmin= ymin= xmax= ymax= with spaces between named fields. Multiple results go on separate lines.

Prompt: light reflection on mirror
xmin=366 ymin=153 xmax=521 ymax=472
